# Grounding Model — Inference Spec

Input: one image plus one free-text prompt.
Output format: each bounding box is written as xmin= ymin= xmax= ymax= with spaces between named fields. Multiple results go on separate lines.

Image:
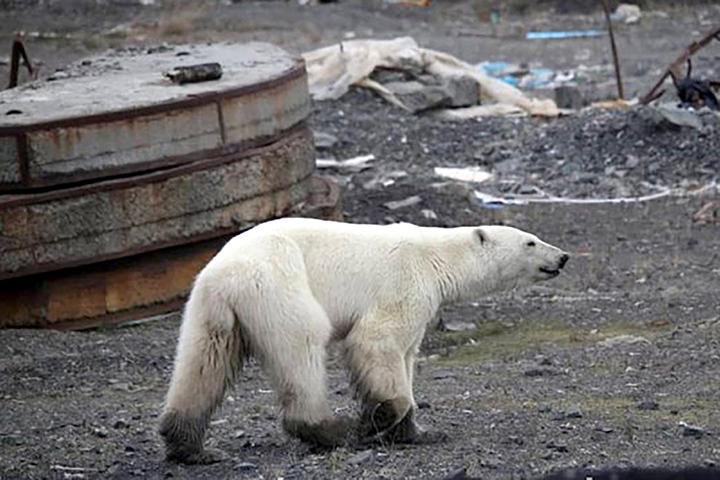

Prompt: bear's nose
xmin=558 ymin=254 xmax=569 ymax=269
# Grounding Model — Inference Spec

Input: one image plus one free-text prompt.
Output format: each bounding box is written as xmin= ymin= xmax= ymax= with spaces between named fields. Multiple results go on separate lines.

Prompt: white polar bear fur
xmin=160 ymin=218 xmax=568 ymax=457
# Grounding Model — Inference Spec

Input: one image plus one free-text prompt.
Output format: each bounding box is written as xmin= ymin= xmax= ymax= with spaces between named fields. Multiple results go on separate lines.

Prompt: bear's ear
xmin=474 ymin=228 xmax=487 ymax=245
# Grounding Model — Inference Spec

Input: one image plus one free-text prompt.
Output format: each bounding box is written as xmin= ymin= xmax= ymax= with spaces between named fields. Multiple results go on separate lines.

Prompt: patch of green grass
xmin=435 ymin=321 xmax=672 ymax=367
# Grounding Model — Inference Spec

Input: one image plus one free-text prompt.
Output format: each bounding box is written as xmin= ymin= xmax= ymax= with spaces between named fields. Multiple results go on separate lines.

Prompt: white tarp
xmin=302 ymin=37 xmax=560 ymax=118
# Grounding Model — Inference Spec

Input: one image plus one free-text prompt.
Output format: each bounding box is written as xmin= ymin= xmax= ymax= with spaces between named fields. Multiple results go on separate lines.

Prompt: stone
xmin=235 ymin=462 xmax=258 ymax=472
xmin=346 ymin=449 xmax=373 ymax=465
xmin=554 ymin=85 xmax=584 ymax=110
xmin=384 ymin=74 xmax=479 ymax=113
xmin=565 ymin=406 xmax=583 ymax=418
xmin=313 ymin=131 xmax=339 ymax=149
xmin=681 ymin=423 xmax=705 ymax=438
xmin=647 ymin=103 xmax=703 ymax=130
xmin=637 ymin=400 xmax=660 ymax=411
xmin=384 ymin=196 xmax=422 ymax=210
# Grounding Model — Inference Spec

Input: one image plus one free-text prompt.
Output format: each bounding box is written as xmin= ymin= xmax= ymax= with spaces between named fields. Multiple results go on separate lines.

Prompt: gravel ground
xmin=1 ymin=1 xmax=720 ymax=479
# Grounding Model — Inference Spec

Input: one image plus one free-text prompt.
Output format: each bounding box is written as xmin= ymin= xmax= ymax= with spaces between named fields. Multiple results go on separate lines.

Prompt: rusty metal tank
xmin=0 ymin=42 xmax=340 ymax=329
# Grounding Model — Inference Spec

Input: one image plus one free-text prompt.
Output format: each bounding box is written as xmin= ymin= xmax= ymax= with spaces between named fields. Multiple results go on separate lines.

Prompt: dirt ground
xmin=1 ymin=1 xmax=720 ymax=479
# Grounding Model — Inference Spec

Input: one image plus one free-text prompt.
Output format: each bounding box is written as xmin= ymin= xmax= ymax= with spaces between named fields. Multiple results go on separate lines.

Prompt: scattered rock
xmin=442 ymin=320 xmax=477 ymax=332
xmin=546 ymin=440 xmax=569 ymax=452
xmin=421 ymin=209 xmax=438 ymax=220
xmin=92 ymin=427 xmax=108 ymax=438
xmin=112 ymin=419 xmax=128 ymax=429
xmin=537 ymin=404 xmax=552 ymax=413
xmin=565 ymin=406 xmax=584 ymax=419
xmin=313 ymin=131 xmax=339 ymax=149
xmin=646 ymin=104 xmax=703 ymax=131
xmin=384 ymin=195 xmax=422 ymax=210
xmin=680 ymin=423 xmax=705 ymax=438
xmin=636 ymin=400 xmax=660 ymax=411
xmin=235 ymin=462 xmax=258 ymax=472
xmin=383 ymin=75 xmax=479 ymax=113
xmin=432 ymin=370 xmax=457 ymax=380
xmin=611 ymin=4 xmax=642 ymax=24
xmin=346 ymin=449 xmax=373 ymax=465
xmin=554 ymin=85 xmax=584 ymax=110
xmin=417 ymin=401 xmax=432 ymax=409
xmin=524 ymin=365 xmax=558 ymax=377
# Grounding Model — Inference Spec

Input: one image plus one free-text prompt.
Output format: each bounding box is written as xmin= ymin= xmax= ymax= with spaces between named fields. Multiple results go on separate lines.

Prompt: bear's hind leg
xmin=159 ymin=287 xmax=242 ymax=464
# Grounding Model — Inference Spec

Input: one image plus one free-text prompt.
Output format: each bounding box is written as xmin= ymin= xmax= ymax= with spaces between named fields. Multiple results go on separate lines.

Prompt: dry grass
xmin=156 ymin=0 xmax=211 ymax=37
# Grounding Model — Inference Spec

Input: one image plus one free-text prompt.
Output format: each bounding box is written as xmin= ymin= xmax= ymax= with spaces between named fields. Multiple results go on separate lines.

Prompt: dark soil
xmin=1 ymin=1 xmax=720 ymax=479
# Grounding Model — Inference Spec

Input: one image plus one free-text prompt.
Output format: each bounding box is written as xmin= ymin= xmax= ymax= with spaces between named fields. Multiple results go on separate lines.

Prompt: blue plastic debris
xmin=526 ymin=30 xmax=604 ymax=40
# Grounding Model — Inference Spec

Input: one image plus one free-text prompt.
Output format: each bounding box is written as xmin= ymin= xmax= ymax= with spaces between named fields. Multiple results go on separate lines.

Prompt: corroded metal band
xmin=0 ymin=58 xmax=309 ymax=190
xmin=0 ymin=124 xmax=315 ymax=281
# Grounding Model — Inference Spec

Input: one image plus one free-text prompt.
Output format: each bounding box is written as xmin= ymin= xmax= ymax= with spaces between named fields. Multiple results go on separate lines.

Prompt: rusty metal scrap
xmin=640 ymin=24 xmax=720 ymax=105
xmin=7 ymin=34 xmax=34 ymax=89
xmin=164 ymin=62 xmax=223 ymax=84
xmin=598 ymin=0 xmax=624 ymax=100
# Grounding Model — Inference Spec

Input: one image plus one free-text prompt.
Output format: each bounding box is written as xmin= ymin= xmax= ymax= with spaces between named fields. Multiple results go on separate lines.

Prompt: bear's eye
xmin=527 ymin=241 xmax=536 ymax=247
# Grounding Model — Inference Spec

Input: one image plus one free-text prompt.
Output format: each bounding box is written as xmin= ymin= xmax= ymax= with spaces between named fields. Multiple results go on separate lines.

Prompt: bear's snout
xmin=558 ymin=253 xmax=569 ymax=269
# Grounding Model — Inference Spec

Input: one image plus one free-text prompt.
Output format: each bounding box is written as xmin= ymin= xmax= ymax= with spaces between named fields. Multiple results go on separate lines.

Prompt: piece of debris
xmin=526 ymin=30 xmax=603 ymax=40
xmin=599 ymin=0 xmax=625 ymax=99
xmin=346 ymin=449 xmax=373 ymax=465
xmin=640 ymin=24 xmax=720 ymax=104
xmin=693 ymin=201 xmax=720 ymax=224
xmin=671 ymin=60 xmax=719 ymax=111
xmin=611 ymin=4 xmax=642 ymax=24
xmin=234 ymin=462 xmax=258 ymax=472
xmin=646 ymin=103 xmax=704 ymax=130
xmin=313 ymin=131 xmax=339 ymax=149
xmin=316 ymin=154 xmax=375 ymax=171
xmin=680 ymin=422 xmax=705 ymax=438
xmin=7 ymin=33 xmax=35 ymax=89
xmin=384 ymin=195 xmax=422 ymax=210
xmin=435 ymin=166 xmax=492 ymax=184
xmin=421 ymin=209 xmax=438 ymax=220
xmin=302 ymin=37 xmax=559 ymax=117
xmin=164 ymin=62 xmax=223 ymax=84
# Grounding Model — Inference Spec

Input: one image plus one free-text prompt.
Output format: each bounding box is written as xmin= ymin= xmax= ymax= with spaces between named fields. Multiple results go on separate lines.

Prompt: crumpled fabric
xmin=302 ymin=37 xmax=560 ymax=118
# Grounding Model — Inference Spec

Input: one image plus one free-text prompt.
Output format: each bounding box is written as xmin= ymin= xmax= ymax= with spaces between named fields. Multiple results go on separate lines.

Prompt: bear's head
xmin=473 ymin=225 xmax=569 ymax=292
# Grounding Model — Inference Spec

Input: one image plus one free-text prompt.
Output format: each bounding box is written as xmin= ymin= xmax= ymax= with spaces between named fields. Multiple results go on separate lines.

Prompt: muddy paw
xmin=284 ymin=416 xmax=355 ymax=448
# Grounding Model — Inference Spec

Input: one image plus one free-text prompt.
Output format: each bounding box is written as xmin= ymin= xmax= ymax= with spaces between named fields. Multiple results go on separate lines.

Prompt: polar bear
xmin=159 ymin=218 xmax=568 ymax=463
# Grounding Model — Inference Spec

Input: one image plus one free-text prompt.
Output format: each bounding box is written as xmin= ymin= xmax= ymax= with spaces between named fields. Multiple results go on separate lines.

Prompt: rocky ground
xmin=1 ymin=1 xmax=720 ymax=479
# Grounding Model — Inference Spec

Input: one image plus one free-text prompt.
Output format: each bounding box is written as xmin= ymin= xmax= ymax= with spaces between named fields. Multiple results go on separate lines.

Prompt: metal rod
xmin=598 ymin=0 xmax=624 ymax=100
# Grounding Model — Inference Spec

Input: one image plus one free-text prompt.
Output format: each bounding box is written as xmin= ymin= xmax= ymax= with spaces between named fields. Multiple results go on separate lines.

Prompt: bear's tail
xmin=159 ymin=276 xmax=248 ymax=460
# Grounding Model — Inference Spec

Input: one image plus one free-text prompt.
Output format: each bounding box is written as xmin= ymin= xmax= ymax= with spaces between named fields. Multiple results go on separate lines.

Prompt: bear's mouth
xmin=539 ymin=267 xmax=560 ymax=277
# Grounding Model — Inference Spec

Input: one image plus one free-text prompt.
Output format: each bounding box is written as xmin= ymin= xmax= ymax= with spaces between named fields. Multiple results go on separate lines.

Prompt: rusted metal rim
xmin=0 ymin=59 xmax=305 ymax=135
xmin=0 ymin=121 xmax=309 ymax=207
xmin=0 ymin=43 xmax=310 ymax=191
